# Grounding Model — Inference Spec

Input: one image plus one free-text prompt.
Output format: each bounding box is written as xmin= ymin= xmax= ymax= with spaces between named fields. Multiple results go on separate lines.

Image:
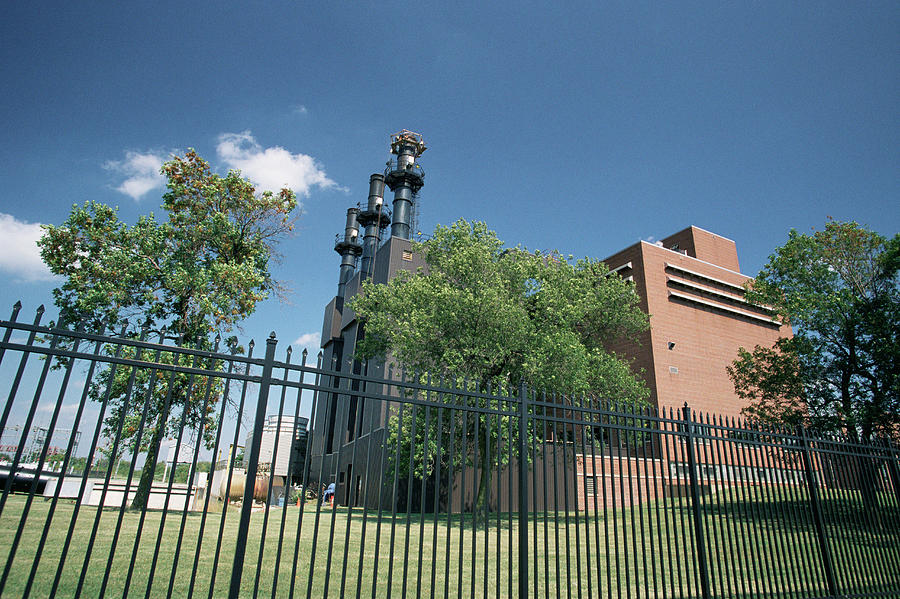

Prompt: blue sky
xmin=1 ymin=1 xmax=898 ymax=359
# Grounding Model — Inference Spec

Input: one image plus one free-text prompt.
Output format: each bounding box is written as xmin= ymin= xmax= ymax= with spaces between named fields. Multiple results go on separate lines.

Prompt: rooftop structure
xmin=603 ymin=226 xmax=791 ymax=418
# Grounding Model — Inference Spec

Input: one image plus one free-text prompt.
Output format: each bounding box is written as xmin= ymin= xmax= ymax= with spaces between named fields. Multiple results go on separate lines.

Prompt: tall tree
xmin=728 ymin=220 xmax=900 ymax=443
xmin=39 ymin=150 xmax=297 ymax=508
xmin=351 ymin=219 xmax=649 ymax=513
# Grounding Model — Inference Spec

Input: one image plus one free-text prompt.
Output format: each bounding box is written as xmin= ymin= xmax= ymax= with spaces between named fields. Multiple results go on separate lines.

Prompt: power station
xmin=310 ymin=130 xmax=428 ymax=507
xmin=309 ymin=131 xmax=793 ymax=510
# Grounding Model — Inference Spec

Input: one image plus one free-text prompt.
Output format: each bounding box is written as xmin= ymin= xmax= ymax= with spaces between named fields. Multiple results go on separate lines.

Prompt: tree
xmin=350 ymin=219 xmax=649 ymax=513
xmin=728 ymin=220 xmax=900 ymax=444
xmin=38 ymin=150 xmax=297 ymax=508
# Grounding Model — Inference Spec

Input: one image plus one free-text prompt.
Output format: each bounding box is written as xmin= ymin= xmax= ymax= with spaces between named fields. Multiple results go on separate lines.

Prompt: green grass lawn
xmin=0 ymin=487 xmax=896 ymax=598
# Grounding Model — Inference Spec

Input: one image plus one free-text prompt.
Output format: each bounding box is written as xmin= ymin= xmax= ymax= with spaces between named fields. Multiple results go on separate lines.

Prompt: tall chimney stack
xmin=357 ymin=174 xmax=390 ymax=278
xmin=334 ymin=207 xmax=362 ymax=298
xmin=384 ymin=130 xmax=426 ymax=240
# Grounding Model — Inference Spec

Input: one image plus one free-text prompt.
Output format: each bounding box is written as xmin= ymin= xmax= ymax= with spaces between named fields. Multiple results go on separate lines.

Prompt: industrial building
xmin=602 ymin=226 xmax=791 ymax=419
xmin=308 ymin=131 xmax=792 ymax=508
xmin=309 ymin=130 xmax=428 ymax=507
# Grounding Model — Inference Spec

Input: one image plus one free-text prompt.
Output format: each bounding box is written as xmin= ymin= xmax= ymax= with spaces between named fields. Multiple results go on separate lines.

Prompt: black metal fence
xmin=0 ymin=303 xmax=898 ymax=598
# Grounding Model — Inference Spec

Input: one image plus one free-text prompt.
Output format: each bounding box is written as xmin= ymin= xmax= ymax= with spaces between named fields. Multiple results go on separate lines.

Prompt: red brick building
xmin=603 ymin=226 xmax=791 ymax=419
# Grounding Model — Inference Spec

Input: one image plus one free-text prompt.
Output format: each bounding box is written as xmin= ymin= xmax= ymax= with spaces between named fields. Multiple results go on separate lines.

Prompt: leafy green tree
xmin=728 ymin=220 xmax=899 ymax=444
xmin=351 ymin=219 xmax=649 ymax=513
xmin=39 ymin=150 xmax=297 ymax=508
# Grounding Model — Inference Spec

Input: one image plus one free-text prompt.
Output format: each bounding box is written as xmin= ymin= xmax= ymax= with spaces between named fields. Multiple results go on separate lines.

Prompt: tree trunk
xmin=473 ymin=416 xmax=493 ymax=524
xmin=131 ymin=407 xmax=169 ymax=510
xmin=857 ymin=428 xmax=878 ymax=512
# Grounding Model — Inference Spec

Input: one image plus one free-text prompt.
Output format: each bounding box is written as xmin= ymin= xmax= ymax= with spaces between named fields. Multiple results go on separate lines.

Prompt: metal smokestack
xmin=384 ymin=130 xmax=426 ymax=240
xmin=334 ymin=207 xmax=362 ymax=298
xmin=358 ymin=173 xmax=389 ymax=278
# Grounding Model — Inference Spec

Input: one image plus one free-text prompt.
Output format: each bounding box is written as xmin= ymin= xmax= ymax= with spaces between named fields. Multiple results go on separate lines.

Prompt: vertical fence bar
xmin=144 ymin=351 xmax=203 ymax=599
xmin=565 ymin=396 xmax=582 ymax=599
xmin=577 ymin=397 xmax=593 ymax=599
xmin=22 ymin=327 xmax=105 ymax=599
xmin=228 ymin=332 xmax=278 ymax=599
xmin=292 ymin=350 xmax=320 ymax=599
xmin=340 ymin=360 xmax=366 ymax=599
xmin=799 ymin=425 xmax=839 ymax=598
xmin=443 ymin=400 xmax=456 ymax=599
xmin=0 ymin=305 xmax=44 ymax=448
xmin=0 ymin=301 xmax=23 ymax=368
xmin=0 ymin=323 xmax=82 ymax=592
xmin=209 ymin=342 xmax=256 ymax=599
xmin=886 ymin=437 xmax=900 ymax=505
xmin=517 ymin=381 xmax=529 ymax=599
xmin=468 ymin=395 xmax=479 ymax=599
xmin=698 ymin=414 xmax=723 ymax=597
xmin=188 ymin=346 xmax=239 ymax=599
xmin=253 ymin=346 xmax=293 ymax=599
xmin=767 ymin=427 xmax=806 ymax=594
xmin=430 ymin=402 xmax=443 ymax=599
xmin=682 ymin=404 xmax=711 ymax=599
xmin=76 ymin=326 xmax=149 ymax=598
xmin=723 ymin=417 xmax=761 ymax=598
xmin=272 ymin=363 xmax=304 ymax=599
xmin=0 ymin=308 xmax=55 ymax=517
xmin=48 ymin=322 xmax=127 ymax=597
xmin=117 ymin=329 xmax=170 ymax=596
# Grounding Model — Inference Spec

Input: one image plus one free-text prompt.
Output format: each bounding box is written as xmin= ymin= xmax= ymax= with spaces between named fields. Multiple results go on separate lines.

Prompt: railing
xmin=384 ymin=160 xmax=425 ymax=181
xmin=0 ymin=303 xmax=898 ymax=598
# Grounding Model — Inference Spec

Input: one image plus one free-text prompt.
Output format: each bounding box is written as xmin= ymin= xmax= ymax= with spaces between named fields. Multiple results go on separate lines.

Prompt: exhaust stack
xmin=357 ymin=174 xmax=390 ymax=278
xmin=334 ymin=207 xmax=362 ymax=298
xmin=384 ymin=130 xmax=426 ymax=240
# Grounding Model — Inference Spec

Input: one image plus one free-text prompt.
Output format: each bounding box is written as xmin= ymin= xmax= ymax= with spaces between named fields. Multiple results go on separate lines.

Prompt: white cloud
xmin=216 ymin=131 xmax=339 ymax=196
xmin=292 ymin=332 xmax=321 ymax=351
xmin=0 ymin=213 xmax=57 ymax=282
xmin=292 ymin=104 xmax=309 ymax=115
xmin=104 ymin=151 xmax=167 ymax=201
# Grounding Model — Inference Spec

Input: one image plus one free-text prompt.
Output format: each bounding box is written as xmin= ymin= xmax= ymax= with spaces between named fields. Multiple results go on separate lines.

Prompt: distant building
xmin=603 ymin=225 xmax=791 ymax=418
xmin=244 ymin=414 xmax=309 ymax=481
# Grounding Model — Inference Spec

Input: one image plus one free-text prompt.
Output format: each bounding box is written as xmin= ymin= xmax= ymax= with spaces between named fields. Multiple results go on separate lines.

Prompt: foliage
xmin=353 ymin=220 xmax=648 ymax=395
xmin=351 ymin=219 xmax=650 ymax=512
xmin=38 ymin=150 xmax=298 ymax=507
xmin=729 ymin=220 xmax=899 ymax=443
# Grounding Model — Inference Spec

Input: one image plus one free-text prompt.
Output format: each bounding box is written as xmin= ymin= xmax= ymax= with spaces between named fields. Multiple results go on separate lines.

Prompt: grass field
xmin=0 ymin=488 xmax=896 ymax=598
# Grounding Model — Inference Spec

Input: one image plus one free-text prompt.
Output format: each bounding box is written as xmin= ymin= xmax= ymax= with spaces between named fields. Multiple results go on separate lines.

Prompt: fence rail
xmin=0 ymin=304 xmax=898 ymax=598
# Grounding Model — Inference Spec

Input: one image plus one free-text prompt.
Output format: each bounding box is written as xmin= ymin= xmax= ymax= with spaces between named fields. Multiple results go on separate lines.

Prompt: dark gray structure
xmin=310 ymin=130 xmax=427 ymax=506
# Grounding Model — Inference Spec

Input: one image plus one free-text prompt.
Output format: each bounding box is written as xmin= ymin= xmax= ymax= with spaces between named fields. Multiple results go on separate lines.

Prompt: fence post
xmin=798 ymin=426 xmax=838 ymax=597
xmin=682 ymin=403 xmax=711 ymax=599
xmin=229 ymin=332 xmax=278 ymax=599
xmin=517 ymin=381 xmax=529 ymax=598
